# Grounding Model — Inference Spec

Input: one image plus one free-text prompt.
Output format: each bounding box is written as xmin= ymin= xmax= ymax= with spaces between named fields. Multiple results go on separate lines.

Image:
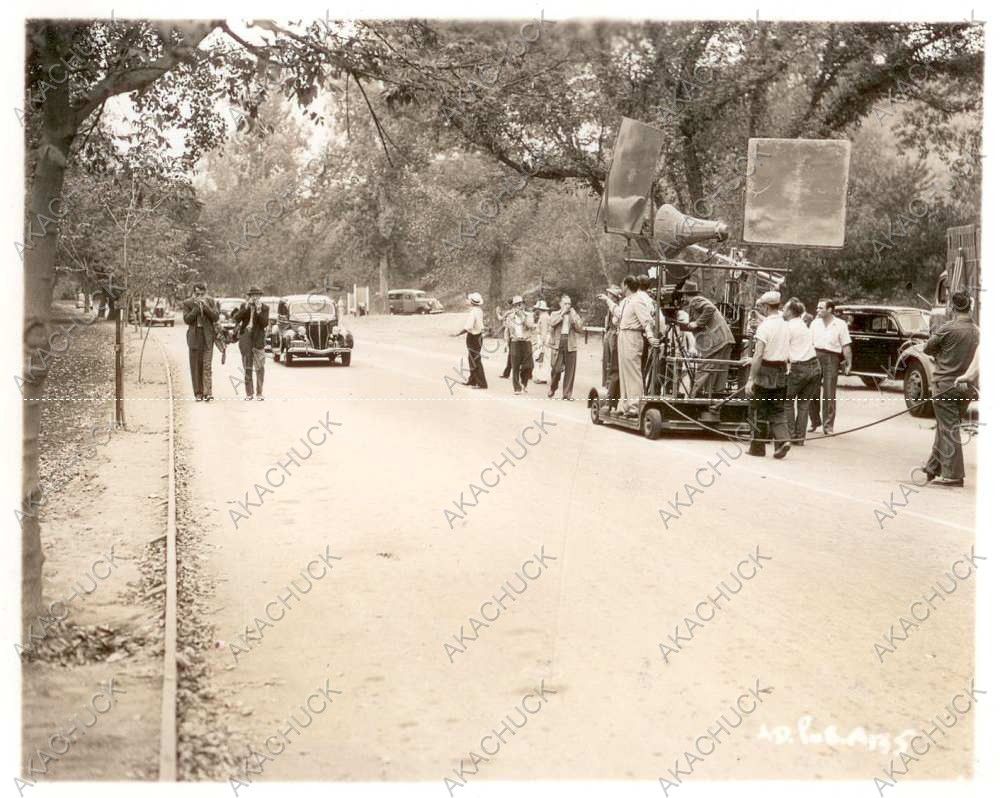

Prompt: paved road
xmin=156 ymin=313 xmax=976 ymax=782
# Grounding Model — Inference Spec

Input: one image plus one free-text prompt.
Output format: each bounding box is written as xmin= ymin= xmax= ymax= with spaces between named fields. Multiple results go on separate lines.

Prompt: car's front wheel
xmin=341 ymin=352 xmax=352 ymax=367
xmin=903 ymin=360 xmax=934 ymax=417
xmin=283 ymin=348 xmax=295 ymax=367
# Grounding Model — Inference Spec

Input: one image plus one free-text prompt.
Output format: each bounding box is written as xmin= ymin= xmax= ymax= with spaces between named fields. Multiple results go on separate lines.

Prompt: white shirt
xmin=755 ymin=313 xmax=791 ymax=362
xmin=463 ymin=306 xmax=484 ymax=334
xmin=787 ymin=317 xmax=816 ymax=362
xmin=810 ymin=316 xmax=851 ymax=353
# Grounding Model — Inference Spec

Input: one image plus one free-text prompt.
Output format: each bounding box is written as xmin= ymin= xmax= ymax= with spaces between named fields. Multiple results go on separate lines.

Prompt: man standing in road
xmin=233 ymin=285 xmax=270 ymax=401
xmin=548 ymin=294 xmax=584 ymax=400
xmin=532 ymin=299 xmax=552 ymax=384
xmin=809 ymin=299 xmax=852 ymax=434
xmin=454 ymin=292 xmax=487 ymax=389
xmin=506 ymin=295 xmax=536 ymax=395
xmin=182 ymin=281 xmax=219 ymax=401
xmin=745 ymin=291 xmax=791 ymax=458
xmin=783 ymin=298 xmax=821 ymax=445
xmin=599 ymin=286 xmax=623 ymax=401
xmin=920 ymin=291 xmax=979 ymax=487
xmin=615 ymin=276 xmax=660 ymax=416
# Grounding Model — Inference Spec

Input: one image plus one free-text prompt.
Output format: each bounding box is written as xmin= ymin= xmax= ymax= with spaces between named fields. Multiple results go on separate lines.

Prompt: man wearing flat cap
xmin=233 ymin=286 xmax=270 ymax=400
xmin=745 ymin=290 xmax=792 ymax=458
xmin=920 ymin=291 xmax=979 ymax=486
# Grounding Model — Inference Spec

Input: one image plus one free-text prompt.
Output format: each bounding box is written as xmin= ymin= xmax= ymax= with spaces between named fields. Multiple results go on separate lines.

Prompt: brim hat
xmin=512 ymin=295 xmax=524 ymax=305
xmin=248 ymin=286 xmax=263 ymax=295
xmin=758 ymin=290 xmax=782 ymax=306
xmin=605 ymin=286 xmax=623 ymax=299
xmin=534 ymin=299 xmax=550 ymax=310
xmin=467 ymin=292 xmax=483 ymax=306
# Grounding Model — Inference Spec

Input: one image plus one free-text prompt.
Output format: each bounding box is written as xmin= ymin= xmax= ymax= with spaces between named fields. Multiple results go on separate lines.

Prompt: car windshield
xmin=288 ymin=300 xmax=336 ymax=317
xmin=896 ymin=312 xmax=929 ymax=333
xmin=219 ymin=299 xmax=241 ymax=313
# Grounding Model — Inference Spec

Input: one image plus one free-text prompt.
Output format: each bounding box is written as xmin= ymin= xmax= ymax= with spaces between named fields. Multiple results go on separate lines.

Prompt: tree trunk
xmin=487 ymin=248 xmax=504 ymax=310
xmin=22 ymin=78 xmax=76 ymax=635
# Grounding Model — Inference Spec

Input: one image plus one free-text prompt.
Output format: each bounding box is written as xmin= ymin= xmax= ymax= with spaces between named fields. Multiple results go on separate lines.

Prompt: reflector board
xmin=602 ymin=118 xmax=665 ymax=235
xmin=742 ymin=138 xmax=850 ymax=248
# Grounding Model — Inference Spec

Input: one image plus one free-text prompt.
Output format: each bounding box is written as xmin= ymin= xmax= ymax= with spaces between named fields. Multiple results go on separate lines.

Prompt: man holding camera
xmin=182 ymin=281 xmax=219 ymax=401
xmin=233 ymin=285 xmax=270 ymax=401
xmin=505 ymin=295 xmax=536 ymax=394
xmin=548 ymin=294 xmax=584 ymax=400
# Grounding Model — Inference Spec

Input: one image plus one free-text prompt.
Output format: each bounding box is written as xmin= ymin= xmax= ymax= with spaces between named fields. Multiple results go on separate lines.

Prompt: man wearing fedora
xmin=505 ymin=295 xmax=536 ymax=394
xmin=745 ymin=290 xmax=791 ymax=458
xmin=599 ymin=286 xmax=623 ymax=400
xmin=678 ymin=282 xmax=735 ymax=409
xmin=532 ymin=299 xmax=552 ymax=383
xmin=454 ymin=292 xmax=488 ymax=389
xmin=233 ymin=285 xmax=270 ymax=401
xmin=181 ymin=281 xmax=219 ymax=401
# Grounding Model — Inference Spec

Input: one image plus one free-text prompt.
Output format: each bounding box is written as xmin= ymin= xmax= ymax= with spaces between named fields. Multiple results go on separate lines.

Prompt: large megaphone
xmin=653 ymin=204 xmax=729 ymax=257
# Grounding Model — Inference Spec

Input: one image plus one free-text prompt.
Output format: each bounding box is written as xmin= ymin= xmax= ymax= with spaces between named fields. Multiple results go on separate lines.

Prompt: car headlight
xmin=296 ymin=326 xmax=306 ymax=336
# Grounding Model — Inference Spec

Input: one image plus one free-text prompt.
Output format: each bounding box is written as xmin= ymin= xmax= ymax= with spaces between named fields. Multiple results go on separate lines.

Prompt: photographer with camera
xmin=547 ymin=294 xmax=584 ymax=400
xmin=181 ymin=281 xmax=220 ymax=401
xmin=505 ymin=295 xmax=536 ymax=394
xmin=233 ymin=285 xmax=270 ymax=401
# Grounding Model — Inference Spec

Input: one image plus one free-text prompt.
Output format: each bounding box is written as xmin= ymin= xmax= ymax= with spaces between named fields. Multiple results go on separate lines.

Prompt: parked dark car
xmin=217 ymin=297 xmax=243 ymax=340
xmin=387 ymin=289 xmax=444 ymax=314
xmin=274 ymin=294 xmax=354 ymax=366
xmin=836 ymin=305 xmax=930 ymax=389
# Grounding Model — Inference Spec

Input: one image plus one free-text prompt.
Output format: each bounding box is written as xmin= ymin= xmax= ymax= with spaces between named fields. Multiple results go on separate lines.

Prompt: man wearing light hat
xmin=745 ymin=290 xmax=791 ymax=458
xmin=505 ymin=295 xmax=536 ymax=394
xmin=598 ymin=286 xmax=623 ymax=400
xmin=233 ymin=285 xmax=270 ymax=400
xmin=454 ymin=292 xmax=487 ymax=388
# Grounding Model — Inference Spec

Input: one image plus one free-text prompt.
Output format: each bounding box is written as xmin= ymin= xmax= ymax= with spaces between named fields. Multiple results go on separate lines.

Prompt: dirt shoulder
xmin=20 ymin=306 xmax=171 ymax=782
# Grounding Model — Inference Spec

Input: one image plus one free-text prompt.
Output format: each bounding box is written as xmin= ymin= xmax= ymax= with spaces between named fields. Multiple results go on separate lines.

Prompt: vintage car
xmin=143 ymin=297 xmax=175 ymax=327
xmin=274 ymin=294 xmax=354 ymax=366
xmin=387 ymin=289 xmax=444 ymax=314
xmin=836 ymin=305 xmax=930 ymax=391
xmin=217 ymin=297 xmax=244 ymax=340
xmin=261 ymin=295 xmax=280 ymax=352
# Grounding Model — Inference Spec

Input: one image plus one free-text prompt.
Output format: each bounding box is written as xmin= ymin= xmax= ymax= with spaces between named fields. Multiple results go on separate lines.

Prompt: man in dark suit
xmin=233 ymin=285 xmax=270 ymax=401
xmin=182 ymin=282 xmax=219 ymax=401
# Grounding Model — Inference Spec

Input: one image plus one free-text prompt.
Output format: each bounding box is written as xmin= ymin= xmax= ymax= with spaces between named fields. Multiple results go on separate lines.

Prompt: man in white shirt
xmin=809 ymin=299 xmax=852 ymax=434
xmin=783 ymin=298 xmax=821 ymax=445
xmin=454 ymin=292 xmax=487 ymax=388
xmin=745 ymin=290 xmax=791 ymax=458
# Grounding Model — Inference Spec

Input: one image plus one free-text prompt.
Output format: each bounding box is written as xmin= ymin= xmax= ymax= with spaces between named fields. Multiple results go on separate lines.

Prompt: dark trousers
xmin=692 ymin=343 xmax=733 ymax=397
xmin=550 ymin=335 xmax=577 ymax=399
xmin=749 ymin=366 xmax=789 ymax=454
xmin=925 ymin=384 xmax=970 ymax=479
xmin=603 ymin=331 xmax=620 ymax=401
xmin=810 ymin=350 xmax=841 ymax=431
xmin=241 ymin=342 xmax=265 ymax=397
xmin=500 ymin=348 xmax=512 ymax=378
xmin=786 ymin=359 xmax=822 ymax=442
xmin=466 ymin=333 xmax=487 ymax=388
xmin=509 ymin=340 xmax=532 ymax=392
xmin=188 ymin=346 xmax=213 ymax=398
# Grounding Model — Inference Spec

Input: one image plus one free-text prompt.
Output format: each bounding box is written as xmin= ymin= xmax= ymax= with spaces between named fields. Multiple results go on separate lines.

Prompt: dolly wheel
xmin=642 ymin=407 xmax=663 ymax=439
